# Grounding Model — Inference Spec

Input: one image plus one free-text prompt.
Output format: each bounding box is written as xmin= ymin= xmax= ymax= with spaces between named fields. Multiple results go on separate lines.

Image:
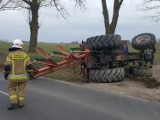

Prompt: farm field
xmin=1 ymin=42 xmax=160 ymax=101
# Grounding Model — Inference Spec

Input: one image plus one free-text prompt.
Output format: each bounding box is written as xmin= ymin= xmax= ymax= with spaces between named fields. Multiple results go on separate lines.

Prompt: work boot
xmin=19 ymin=104 xmax=24 ymax=108
xmin=7 ymin=104 xmax=18 ymax=110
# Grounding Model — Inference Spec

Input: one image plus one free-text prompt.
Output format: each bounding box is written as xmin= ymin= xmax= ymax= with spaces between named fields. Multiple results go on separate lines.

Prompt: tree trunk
xmin=110 ymin=0 xmax=120 ymax=34
xmin=101 ymin=0 xmax=110 ymax=34
xmin=101 ymin=0 xmax=123 ymax=34
xmin=28 ymin=2 xmax=39 ymax=53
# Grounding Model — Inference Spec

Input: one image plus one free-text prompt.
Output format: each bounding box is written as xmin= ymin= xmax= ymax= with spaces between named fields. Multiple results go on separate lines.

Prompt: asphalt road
xmin=0 ymin=74 xmax=160 ymax=120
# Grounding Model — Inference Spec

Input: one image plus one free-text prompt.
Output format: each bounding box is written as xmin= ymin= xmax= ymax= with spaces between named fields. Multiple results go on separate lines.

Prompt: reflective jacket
xmin=5 ymin=49 xmax=31 ymax=82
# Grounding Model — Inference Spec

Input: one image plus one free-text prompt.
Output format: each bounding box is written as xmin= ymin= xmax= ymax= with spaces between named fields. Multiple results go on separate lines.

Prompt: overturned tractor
xmin=32 ymin=33 xmax=156 ymax=83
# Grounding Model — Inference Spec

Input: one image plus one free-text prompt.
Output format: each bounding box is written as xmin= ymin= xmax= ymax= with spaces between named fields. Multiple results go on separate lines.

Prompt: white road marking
xmin=0 ymin=90 xmax=8 ymax=96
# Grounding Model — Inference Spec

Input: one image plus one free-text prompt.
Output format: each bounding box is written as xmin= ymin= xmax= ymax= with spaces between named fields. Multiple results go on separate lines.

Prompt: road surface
xmin=0 ymin=74 xmax=160 ymax=120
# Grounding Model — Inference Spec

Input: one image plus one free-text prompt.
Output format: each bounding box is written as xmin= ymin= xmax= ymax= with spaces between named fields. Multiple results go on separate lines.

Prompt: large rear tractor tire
xmin=133 ymin=68 xmax=152 ymax=77
xmin=131 ymin=33 xmax=156 ymax=50
xmin=86 ymin=34 xmax=122 ymax=50
xmin=89 ymin=67 xmax=125 ymax=83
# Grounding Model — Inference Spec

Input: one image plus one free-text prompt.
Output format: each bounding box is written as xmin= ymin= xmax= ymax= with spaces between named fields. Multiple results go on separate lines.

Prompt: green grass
xmin=37 ymin=42 xmax=79 ymax=52
xmin=44 ymin=67 xmax=83 ymax=82
xmin=0 ymin=41 xmax=79 ymax=61
xmin=0 ymin=41 xmax=79 ymax=52
xmin=128 ymin=43 xmax=160 ymax=64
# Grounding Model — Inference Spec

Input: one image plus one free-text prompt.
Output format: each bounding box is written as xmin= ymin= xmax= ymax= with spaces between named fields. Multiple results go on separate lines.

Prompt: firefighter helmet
xmin=12 ymin=39 xmax=24 ymax=48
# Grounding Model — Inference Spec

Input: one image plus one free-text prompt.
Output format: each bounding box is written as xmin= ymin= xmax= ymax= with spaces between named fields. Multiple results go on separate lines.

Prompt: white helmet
xmin=12 ymin=39 xmax=24 ymax=48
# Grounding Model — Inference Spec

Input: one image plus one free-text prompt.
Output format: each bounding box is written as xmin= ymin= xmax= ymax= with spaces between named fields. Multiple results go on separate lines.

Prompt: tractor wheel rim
xmin=135 ymin=35 xmax=151 ymax=43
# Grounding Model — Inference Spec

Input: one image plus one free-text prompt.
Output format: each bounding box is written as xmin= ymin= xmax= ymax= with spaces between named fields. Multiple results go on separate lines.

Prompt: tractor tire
xmin=89 ymin=67 xmax=125 ymax=83
xmin=133 ymin=68 xmax=152 ymax=77
xmin=86 ymin=34 xmax=122 ymax=50
xmin=131 ymin=33 xmax=156 ymax=50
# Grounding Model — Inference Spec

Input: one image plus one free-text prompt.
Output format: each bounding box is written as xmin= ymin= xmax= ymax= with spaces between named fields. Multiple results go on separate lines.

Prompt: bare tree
xmin=140 ymin=0 xmax=160 ymax=21
xmin=101 ymin=0 xmax=124 ymax=34
xmin=0 ymin=0 xmax=85 ymax=52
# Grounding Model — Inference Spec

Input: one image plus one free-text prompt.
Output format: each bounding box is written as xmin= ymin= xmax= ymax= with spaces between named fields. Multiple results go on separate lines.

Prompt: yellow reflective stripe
xmin=24 ymin=60 xmax=26 ymax=73
xmin=24 ymin=56 xmax=30 ymax=74
xmin=6 ymin=57 xmax=11 ymax=62
xmin=10 ymin=95 xmax=17 ymax=100
xmin=11 ymin=54 xmax=26 ymax=60
xmin=11 ymin=60 xmax=15 ymax=75
xmin=26 ymin=57 xmax=30 ymax=61
xmin=9 ymin=75 xmax=28 ymax=80
xmin=19 ymin=97 xmax=24 ymax=100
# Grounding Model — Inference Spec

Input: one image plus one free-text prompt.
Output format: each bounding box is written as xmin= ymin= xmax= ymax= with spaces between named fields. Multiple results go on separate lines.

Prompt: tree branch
xmin=53 ymin=0 xmax=68 ymax=19
xmin=0 ymin=0 xmax=12 ymax=10
xmin=140 ymin=0 xmax=160 ymax=21
xmin=101 ymin=0 xmax=110 ymax=26
xmin=0 ymin=0 xmax=30 ymax=10
xmin=119 ymin=0 xmax=124 ymax=6
xmin=22 ymin=0 xmax=31 ymax=6
xmin=74 ymin=0 xmax=86 ymax=9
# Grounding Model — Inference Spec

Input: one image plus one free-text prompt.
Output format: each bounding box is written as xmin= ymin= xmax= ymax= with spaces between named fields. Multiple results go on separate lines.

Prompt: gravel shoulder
xmin=81 ymin=65 xmax=160 ymax=102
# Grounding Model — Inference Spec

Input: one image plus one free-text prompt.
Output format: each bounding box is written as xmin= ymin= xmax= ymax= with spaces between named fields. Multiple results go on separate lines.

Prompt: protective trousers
xmin=8 ymin=81 xmax=27 ymax=105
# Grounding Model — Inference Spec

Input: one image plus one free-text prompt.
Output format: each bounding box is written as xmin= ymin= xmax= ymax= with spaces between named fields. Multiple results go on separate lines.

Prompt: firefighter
xmin=3 ymin=39 xmax=33 ymax=110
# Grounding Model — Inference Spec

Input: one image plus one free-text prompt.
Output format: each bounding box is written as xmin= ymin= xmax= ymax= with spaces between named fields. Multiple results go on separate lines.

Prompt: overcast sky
xmin=0 ymin=0 xmax=159 ymax=43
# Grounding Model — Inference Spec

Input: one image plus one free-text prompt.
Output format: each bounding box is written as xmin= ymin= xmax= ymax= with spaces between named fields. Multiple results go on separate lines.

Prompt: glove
xmin=28 ymin=72 xmax=33 ymax=80
xmin=4 ymin=73 xmax=8 ymax=80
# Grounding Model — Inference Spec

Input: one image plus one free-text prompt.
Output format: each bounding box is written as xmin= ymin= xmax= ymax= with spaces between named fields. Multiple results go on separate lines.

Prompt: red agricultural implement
xmin=32 ymin=45 xmax=90 ymax=80
xmin=32 ymin=33 xmax=156 ymax=83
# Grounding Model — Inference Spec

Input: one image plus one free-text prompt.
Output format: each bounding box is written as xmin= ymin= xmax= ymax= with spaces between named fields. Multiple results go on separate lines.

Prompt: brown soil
xmin=82 ymin=65 xmax=160 ymax=102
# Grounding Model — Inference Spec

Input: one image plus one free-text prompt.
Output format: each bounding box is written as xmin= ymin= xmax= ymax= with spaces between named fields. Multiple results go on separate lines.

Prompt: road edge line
xmin=0 ymin=90 xmax=8 ymax=96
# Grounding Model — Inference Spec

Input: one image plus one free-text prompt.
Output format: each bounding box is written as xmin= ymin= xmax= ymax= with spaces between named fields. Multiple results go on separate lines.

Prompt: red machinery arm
xmin=32 ymin=45 xmax=90 ymax=79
